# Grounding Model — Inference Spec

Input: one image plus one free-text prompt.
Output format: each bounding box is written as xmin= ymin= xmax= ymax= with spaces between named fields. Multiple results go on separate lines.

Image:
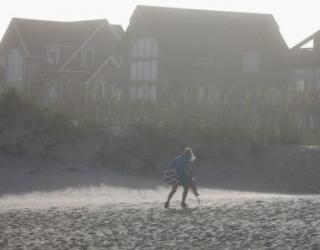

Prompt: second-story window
xmin=82 ymin=48 xmax=95 ymax=68
xmin=47 ymin=48 xmax=60 ymax=65
xmin=292 ymin=68 xmax=314 ymax=91
xmin=7 ymin=49 xmax=24 ymax=82
xmin=243 ymin=51 xmax=260 ymax=73
xmin=130 ymin=38 xmax=158 ymax=81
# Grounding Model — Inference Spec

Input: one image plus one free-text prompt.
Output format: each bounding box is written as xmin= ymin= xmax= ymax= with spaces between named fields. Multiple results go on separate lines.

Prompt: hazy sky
xmin=0 ymin=0 xmax=318 ymax=48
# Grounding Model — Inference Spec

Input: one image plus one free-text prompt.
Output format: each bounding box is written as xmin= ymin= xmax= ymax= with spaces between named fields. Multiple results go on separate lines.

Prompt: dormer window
xmin=47 ymin=48 xmax=60 ymax=65
xmin=130 ymin=38 xmax=158 ymax=81
xmin=82 ymin=48 xmax=95 ymax=68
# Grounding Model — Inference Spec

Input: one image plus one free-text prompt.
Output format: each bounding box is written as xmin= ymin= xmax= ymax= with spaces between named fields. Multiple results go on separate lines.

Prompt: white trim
xmin=85 ymin=56 xmax=120 ymax=85
xmin=24 ymin=55 xmax=45 ymax=58
xmin=12 ymin=20 xmax=30 ymax=56
xmin=59 ymin=21 xmax=105 ymax=70
xmin=59 ymin=70 xmax=89 ymax=73
xmin=47 ymin=47 xmax=60 ymax=64
xmin=44 ymin=45 xmax=74 ymax=48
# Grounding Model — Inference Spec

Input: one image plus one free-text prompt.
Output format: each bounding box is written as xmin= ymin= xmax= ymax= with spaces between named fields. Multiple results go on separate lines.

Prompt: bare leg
xmin=165 ymin=184 xmax=178 ymax=208
xmin=181 ymin=185 xmax=189 ymax=207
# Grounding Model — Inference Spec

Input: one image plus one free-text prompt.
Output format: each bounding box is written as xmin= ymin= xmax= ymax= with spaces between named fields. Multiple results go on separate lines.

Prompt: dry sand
xmin=1 ymin=188 xmax=320 ymax=249
xmin=1 ymin=198 xmax=320 ymax=250
xmin=1 ymin=157 xmax=320 ymax=249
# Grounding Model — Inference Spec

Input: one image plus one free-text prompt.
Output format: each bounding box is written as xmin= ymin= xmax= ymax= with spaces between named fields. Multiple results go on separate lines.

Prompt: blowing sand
xmin=1 ymin=157 xmax=320 ymax=249
xmin=1 ymin=187 xmax=320 ymax=249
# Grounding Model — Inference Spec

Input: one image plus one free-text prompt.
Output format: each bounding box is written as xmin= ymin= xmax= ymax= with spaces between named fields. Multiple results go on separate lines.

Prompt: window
xmin=151 ymin=60 xmax=158 ymax=79
xmin=198 ymin=86 xmax=205 ymax=102
xmin=130 ymin=62 xmax=137 ymax=81
xmin=94 ymin=81 xmax=106 ymax=100
xmin=7 ymin=49 xmax=23 ymax=82
xmin=48 ymin=81 xmax=58 ymax=102
xmin=47 ymin=48 xmax=60 ymax=64
xmin=315 ymin=68 xmax=320 ymax=90
xmin=0 ymin=56 xmax=5 ymax=67
xmin=82 ymin=48 xmax=95 ymax=68
xmin=111 ymin=86 xmax=121 ymax=101
xmin=129 ymin=85 xmax=157 ymax=101
xmin=66 ymin=80 xmax=77 ymax=99
xmin=130 ymin=60 xmax=157 ymax=81
xmin=149 ymin=86 xmax=157 ymax=101
xmin=131 ymin=38 xmax=158 ymax=58
xmin=243 ymin=51 xmax=260 ymax=73
xmin=130 ymin=38 xmax=158 ymax=81
xmin=295 ymin=79 xmax=305 ymax=91
xmin=292 ymin=68 xmax=316 ymax=91
xmin=129 ymin=86 xmax=137 ymax=100
xmin=136 ymin=86 xmax=141 ymax=99
xmin=309 ymin=114 xmax=315 ymax=130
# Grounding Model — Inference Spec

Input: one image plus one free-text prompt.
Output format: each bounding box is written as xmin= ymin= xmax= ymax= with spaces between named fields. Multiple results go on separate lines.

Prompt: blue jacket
xmin=170 ymin=154 xmax=191 ymax=171
xmin=170 ymin=154 xmax=192 ymax=185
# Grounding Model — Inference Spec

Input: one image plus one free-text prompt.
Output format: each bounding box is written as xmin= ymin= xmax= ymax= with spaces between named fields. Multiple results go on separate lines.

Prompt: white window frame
xmin=47 ymin=47 xmax=60 ymax=65
xmin=130 ymin=38 xmax=158 ymax=82
xmin=292 ymin=68 xmax=316 ymax=91
xmin=111 ymin=85 xmax=121 ymax=101
xmin=129 ymin=85 xmax=157 ymax=102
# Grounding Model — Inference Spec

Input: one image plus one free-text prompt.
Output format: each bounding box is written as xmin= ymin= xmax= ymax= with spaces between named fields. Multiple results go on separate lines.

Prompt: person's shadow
xmin=165 ymin=206 xmax=200 ymax=215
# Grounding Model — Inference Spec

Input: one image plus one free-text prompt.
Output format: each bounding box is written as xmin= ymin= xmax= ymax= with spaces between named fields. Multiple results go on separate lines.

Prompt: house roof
xmin=127 ymin=5 xmax=288 ymax=56
xmin=289 ymin=30 xmax=320 ymax=66
xmin=11 ymin=18 xmax=115 ymax=56
xmin=291 ymin=29 xmax=320 ymax=50
xmin=130 ymin=5 xmax=276 ymax=24
xmin=111 ymin=25 xmax=124 ymax=39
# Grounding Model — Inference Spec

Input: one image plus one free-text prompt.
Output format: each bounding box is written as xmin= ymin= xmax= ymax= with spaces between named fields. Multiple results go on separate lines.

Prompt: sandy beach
xmin=1 ymin=156 xmax=320 ymax=249
xmin=1 ymin=187 xmax=320 ymax=249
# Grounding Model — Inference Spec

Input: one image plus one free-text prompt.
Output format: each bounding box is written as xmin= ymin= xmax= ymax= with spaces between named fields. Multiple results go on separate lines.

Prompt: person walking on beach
xmin=164 ymin=147 xmax=198 ymax=208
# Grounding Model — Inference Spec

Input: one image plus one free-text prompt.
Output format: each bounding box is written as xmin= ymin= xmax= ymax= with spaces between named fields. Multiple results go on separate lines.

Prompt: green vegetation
xmin=0 ymin=87 xmax=319 ymax=172
xmin=0 ymin=89 xmax=80 ymax=157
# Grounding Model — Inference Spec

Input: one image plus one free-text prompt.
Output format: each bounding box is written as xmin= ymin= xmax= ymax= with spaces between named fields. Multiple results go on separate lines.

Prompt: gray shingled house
xmin=0 ymin=18 xmax=123 ymax=109
xmin=121 ymin=5 xmax=289 ymax=105
xmin=288 ymin=30 xmax=320 ymax=130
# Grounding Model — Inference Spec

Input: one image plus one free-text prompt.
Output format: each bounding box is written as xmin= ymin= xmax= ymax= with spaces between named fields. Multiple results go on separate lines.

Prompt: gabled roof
xmin=11 ymin=18 xmax=111 ymax=56
xmin=291 ymin=29 xmax=320 ymax=50
xmin=289 ymin=30 xmax=320 ymax=66
xmin=127 ymin=5 xmax=288 ymax=56
xmin=86 ymin=56 xmax=121 ymax=85
xmin=111 ymin=25 xmax=124 ymax=40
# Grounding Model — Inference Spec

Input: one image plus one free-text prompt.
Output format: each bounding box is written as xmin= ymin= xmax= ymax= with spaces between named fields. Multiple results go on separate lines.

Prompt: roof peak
xmin=12 ymin=17 xmax=108 ymax=24
xmin=135 ymin=5 xmax=273 ymax=17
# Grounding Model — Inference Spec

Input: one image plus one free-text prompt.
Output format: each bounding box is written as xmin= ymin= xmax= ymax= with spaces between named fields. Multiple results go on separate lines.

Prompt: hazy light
xmin=0 ymin=0 xmax=318 ymax=48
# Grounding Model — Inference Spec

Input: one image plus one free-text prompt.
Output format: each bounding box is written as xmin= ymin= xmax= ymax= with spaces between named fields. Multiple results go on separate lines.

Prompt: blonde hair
xmin=184 ymin=147 xmax=196 ymax=162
